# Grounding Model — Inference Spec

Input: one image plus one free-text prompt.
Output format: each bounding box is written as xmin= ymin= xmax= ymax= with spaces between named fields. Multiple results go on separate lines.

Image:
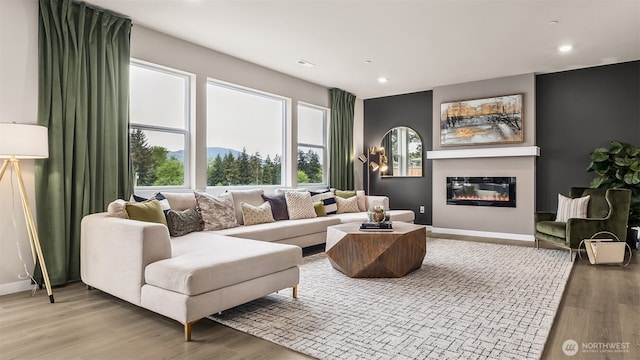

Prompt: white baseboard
xmin=430 ymin=227 xmax=534 ymax=242
xmin=0 ymin=280 xmax=35 ymax=296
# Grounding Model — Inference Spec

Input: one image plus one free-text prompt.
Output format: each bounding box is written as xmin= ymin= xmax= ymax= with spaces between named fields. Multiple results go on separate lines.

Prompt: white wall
xmin=0 ymin=1 xmax=359 ymax=294
xmin=0 ymin=0 xmax=40 ymax=294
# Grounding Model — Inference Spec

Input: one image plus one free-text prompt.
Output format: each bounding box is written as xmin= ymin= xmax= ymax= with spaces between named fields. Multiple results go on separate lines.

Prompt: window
xmin=206 ymin=81 xmax=286 ymax=187
xmin=130 ymin=61 xmax=191 ymax=187
xmin=297 ymin=103 xmax=328 ymax=184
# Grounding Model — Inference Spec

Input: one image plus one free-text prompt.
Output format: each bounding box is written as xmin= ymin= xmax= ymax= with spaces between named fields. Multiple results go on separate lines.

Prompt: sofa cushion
xmin=163 ymin=192 xmax=197 ymax=211
xmin=212 ymin=216 xmax=341 ymax=242
xmin=166 ymin=208 xmax=202 ymax=237
xmin=241 ymin=202 xmax=275 ymax=226
xmin=228 ymin=189 xmax=265 ymax=225
xmin=261 ymin=193 xmax=289 ymax=220
xmin=195 ymin=192 xmax=238 ymax=231
xmin=146 ymin=236 xmax=301 ymax=296
xmin=536 ymin=221 xmax=567 ymax=239
xmin=124 ymin=200 xmax=167 ymax=226
xmin=286 ymin=191 xmax=317 ymax=220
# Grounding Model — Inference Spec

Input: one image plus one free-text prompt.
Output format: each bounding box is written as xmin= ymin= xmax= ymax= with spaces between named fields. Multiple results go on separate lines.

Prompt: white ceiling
xmin=85 ymin=0 xmax=640 ymax=99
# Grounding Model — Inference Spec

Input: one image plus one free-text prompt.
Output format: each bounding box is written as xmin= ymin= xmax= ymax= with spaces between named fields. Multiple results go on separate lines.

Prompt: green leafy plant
xmin=586 ymin=140 xmax=640 ymax=226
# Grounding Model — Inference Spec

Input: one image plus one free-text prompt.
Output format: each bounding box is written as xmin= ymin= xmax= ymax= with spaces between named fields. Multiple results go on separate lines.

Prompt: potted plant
xmin=586 ymin=140 xmax=640 ymax=248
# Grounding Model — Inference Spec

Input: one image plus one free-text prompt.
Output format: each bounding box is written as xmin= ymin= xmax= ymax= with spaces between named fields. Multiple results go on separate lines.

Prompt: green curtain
xmin=329 ymin=88 xmax=356 ymax=190
xmin=35 ymin=0 xmax=133 ymax=285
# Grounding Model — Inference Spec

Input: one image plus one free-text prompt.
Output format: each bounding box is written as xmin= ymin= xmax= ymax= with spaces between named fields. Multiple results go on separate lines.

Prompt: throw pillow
xmin=194 ymin=192 xmax=238 ymax=231
xmin=313 ymin=201 xmax=327 ymax=217
xmin=261 ymin=193 xmax=289 ymax=220
xmin=107 ymin=199 xmax=127 ymax=218
xmin=310 ymin=190 xmax=337 ymax=215
xmin=241 ymin=202 xmax=275 ymax=226
xmin=131 ymin=193 xmax=171 ymax=213
xmin=555 ymin=194 xmax=590 ymax=222
xmin=124 ymin=200 xmax=168 ymax=226
xmin=356 ymin=190 xmax=367 ymax=212
xmin=335 ymin=195 xmax=360 ymax=214
xmin=335 ymin=189 xmax=356 ymax=199
xmin=285 ymin=191 xmax=317 ymax=220
xmin=227 ymin=189 xmax=265 ymax=225
xmin=166 ymin=208 xmax=203 ymax=237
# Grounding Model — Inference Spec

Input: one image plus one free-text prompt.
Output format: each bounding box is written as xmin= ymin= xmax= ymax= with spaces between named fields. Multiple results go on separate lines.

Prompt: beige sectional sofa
xmin=80 ymin=189 xmax=415 ymax=341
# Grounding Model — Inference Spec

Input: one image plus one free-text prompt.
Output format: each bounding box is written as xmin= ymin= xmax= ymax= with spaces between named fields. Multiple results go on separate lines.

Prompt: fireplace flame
xmin=453 ymin=195 xmax=510 ymax=201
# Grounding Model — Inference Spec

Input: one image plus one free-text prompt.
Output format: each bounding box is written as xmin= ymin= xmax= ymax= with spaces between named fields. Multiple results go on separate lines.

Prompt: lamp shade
xmin=0 ymin=123 xmax=49 ymax=159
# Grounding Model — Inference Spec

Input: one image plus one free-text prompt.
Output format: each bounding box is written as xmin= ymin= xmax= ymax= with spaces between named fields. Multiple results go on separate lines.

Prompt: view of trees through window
xmin=131 ymin=129 xmax=185 ymax=186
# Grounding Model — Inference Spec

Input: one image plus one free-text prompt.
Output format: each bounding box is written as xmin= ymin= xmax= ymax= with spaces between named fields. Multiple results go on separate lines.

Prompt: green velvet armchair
xmin=535 ymin=187 xmax=631 ymax=261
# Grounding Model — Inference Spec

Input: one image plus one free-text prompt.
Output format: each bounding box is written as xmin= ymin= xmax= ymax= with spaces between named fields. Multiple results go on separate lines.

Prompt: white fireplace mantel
xmin=426 ymin=146 xmax=540 ymax=160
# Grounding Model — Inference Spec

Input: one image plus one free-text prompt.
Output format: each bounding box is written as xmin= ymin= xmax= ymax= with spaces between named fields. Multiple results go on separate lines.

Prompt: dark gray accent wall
xmin=536 ymin=61 xmax=640 ymax=212
xmin=364 ymin=91 xmax=433 ymax=225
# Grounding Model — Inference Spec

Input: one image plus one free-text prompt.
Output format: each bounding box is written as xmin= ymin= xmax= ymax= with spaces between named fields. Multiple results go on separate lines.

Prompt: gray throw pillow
xmin=166 ymin=208 xmax=203 ymax=237
xmin=262 ymin=193 xmax=289 ymax=220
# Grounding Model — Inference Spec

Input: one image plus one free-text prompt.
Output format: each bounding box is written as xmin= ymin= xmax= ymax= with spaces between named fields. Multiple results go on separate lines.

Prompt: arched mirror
xmin=380 ymin=126 xmax=423 ymax=177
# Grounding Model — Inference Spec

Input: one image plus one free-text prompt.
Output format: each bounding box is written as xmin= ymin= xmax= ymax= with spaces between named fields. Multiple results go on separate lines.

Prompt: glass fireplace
xmin=446 ymin=177 xmax=516 ymax=208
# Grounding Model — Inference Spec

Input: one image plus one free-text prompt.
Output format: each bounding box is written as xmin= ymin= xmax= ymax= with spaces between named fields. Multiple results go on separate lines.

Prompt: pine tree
xmin=222 ymin=151 xmax=239 ymax=186
xmin=263 ymin=155 xmax=274 ymax=185
xmin=237 ymin=147 xmax=252 ymax=185
xmin=207 ymin=154 xmax=225 ymax=186
xmin=307 ymin=150 xmax=322 ymax=183
xmin=130 ymin=129 xmax=155 ymax=186
xmin=249 ymin=152 xmax=262 ymax=185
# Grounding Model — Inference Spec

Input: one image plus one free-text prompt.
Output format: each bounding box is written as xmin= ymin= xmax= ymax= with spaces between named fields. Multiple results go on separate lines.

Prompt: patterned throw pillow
xmin=285 ymin=191 xmax=317 ymax=220
xmin=241 ymin=202 xmax=275 ymax=226
xmin=310 ymin=190 xmax=337 ymax=215
xmin=262 ymin=193 xmax=289 ymax=220
xmin=166 ymin=208 xmax=203 ymax=237
xmin=335 ymin=195 xmax=360 ymax=214
xmin=124 ymin=199 xmax=168 ymax=226
xmin=194 ymin=192 xmax=238 ymax=231
xmin=555 ymin=194 xmax=590 ymax=222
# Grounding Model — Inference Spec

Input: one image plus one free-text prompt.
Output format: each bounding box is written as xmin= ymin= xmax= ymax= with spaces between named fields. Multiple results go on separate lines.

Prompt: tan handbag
xmin=578 ymin=231 xmax=632 ymax=267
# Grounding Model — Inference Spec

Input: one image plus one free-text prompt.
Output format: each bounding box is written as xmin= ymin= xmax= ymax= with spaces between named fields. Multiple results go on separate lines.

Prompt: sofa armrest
xmin=365 ymin=195 xmax=390 ymax=211
xmin=534 ymin=212 xmax=556 ymax=222
xmin=81 ymin=213 xmax=171 ymax=305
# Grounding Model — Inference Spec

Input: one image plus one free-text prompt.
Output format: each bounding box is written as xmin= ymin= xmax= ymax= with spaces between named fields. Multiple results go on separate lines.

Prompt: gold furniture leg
xmin=292 ymin=285 xmax=298 ymax=299
xmin=0 ymin=158 xmax=54 ymax=303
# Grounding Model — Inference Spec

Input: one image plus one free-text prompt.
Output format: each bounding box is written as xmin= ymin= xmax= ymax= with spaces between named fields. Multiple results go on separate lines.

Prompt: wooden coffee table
xmin=325 ymin=222 xmax=427 ymax=278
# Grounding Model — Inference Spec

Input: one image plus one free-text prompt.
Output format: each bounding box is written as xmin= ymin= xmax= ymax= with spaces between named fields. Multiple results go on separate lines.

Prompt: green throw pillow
xmin=335 ymin=190 xmax=356 ymax=199
xmin=313 ymin=201 xmax=327 ymax=217
xmin=125 ymin=199 xmax=167 ymax=226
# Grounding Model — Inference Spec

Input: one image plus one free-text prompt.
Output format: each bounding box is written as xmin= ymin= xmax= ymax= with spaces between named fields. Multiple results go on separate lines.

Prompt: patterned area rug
xmin=210 ymin=239 xmax=574 ymax=360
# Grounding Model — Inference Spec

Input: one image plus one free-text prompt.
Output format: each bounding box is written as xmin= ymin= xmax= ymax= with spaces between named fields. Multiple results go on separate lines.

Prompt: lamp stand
xmin=0 ymin=157 xmax=54 ymax=303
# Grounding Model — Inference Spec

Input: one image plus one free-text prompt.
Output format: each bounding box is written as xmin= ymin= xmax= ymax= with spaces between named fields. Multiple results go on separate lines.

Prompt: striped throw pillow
xmin=310 ymin=190 xmax=337 ymax=215
xmin=555 ymin=194 xmax=590 ymax=222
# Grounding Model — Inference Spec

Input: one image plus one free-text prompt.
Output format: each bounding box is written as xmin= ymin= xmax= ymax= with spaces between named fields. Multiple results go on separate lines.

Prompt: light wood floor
xmin=1 ymin=235 xmax=638 ymax=360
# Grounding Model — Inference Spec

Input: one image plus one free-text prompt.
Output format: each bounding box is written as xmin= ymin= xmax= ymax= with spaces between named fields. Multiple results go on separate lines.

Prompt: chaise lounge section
xmin=81 ymin=189 xmax=415 ymax=341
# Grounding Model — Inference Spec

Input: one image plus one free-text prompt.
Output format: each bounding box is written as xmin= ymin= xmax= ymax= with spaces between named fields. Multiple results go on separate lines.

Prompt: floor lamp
xmin=0 ymin=122 xmax=54 ymax=303
xmin=358 ymin=146 xmax=388 ymax=195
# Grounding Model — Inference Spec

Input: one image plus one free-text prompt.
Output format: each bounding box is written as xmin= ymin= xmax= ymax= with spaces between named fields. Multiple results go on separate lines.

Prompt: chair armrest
xmin=566 ymin=217 xmax=609 ymax=249
xmin=535 ymin=212 xmax=556 ymax=222
xmin=80 ymin=213 xmax=171 ymax=305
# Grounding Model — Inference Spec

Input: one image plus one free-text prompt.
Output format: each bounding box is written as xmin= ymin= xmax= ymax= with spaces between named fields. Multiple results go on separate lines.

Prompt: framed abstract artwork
xmin=440 ymin=94 xmax=523 ymax=146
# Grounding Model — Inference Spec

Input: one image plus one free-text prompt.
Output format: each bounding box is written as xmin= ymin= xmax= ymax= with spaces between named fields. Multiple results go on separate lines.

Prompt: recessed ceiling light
xmin=558 ymin=44 xmax=573 ymax=53
xmin=297 ymin=59 xmax=315 ymax=67
xmin=364 ymin=60 xmax=372 ymax=64
xmin=547 ymin=20 xmax=559 ymax=25
xmin=377 ymin=77 xmax=388 ymax=84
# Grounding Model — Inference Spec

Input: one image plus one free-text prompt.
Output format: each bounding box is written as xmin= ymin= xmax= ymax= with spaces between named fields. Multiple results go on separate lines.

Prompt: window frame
xmin=205 ymin=78 xmax=289 ymax=188
xmin=297 ymin=101 xmax=329 ymax=185
xmin=129 ymin=59 xmax=192 ymax=189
